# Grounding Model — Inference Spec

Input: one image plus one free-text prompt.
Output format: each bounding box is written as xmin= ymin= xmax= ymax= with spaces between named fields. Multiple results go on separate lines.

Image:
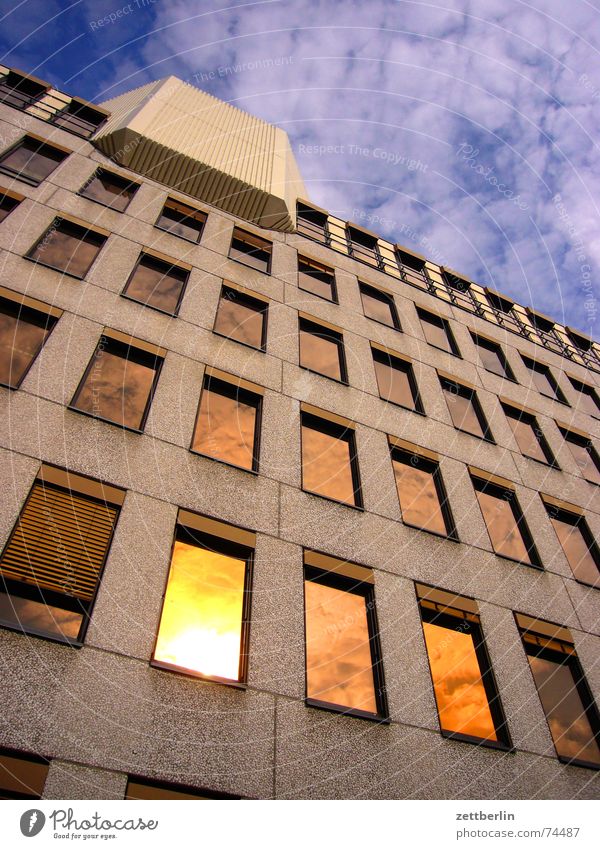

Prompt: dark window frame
xmin=568 ymin=376 xmax=600 ymax=419
xmin=372 ymin=348 xmax=424 ymax=414
xmin=300 ymin=411 xmax=363 ymax=509
xmin=0 ymin=746 xmax=49 ymax=800
xmin=471 ymin=476 xmax=542 ymax=568
xmin=213 ymin=285 xmax=269 ymax=352
xmin=391 ymin=447 xmax=458 ymax=540
xmin=298 ymin=255 xmax=338 ymax=303
xmin=298 ymin=316 xmax=348 ymax=384
xmin=359 ymin=282 xmax=401 ymax=330
xmin=303 ymin=563 xmax=389 ymax=722
xmin=544 ymin=503 xmax=600 ymax=589
xmin=125 ymin=774 xmax=240 ymax=800
xmin=0 ymin=191 xmax=22 ymax=222
xmin=522 ymin=356 xmax=568 ymax=404
xmin=0 ymin=135 xmax=69 ymax=187
xmin=440 ymin=377 xmax=495 ymax=443
xmin=471 ymin=333 xmax=516 ymax=381
xmin=228 ymin=227 xmax=272 ymax=274
xmin=121 ymin=252 xmax=189 ymax=317
xmin=154 ymin=197 xmax=207 ymax=244
xmin=25 ymin=217 xmax=107 ymax=280
xmin=417 ymin=307 xmax=461 ymax=357
xmin=69 ymin=335 xmax=164 ymax=434
xmin=502 ymin=404 xmax=558 ymax=467
xmin=0 ymin=296 xmax=59 ymax=390
xmin=78 ymin=168 xmax=140 ymax=212
xmin=190 ymin=374 xmax=263 ymax=474
xmin=151 ymin=523 xmax=254 ymax=688
xmin=51 ymin=100 xmax=107 ymax=139
xmin=559 ymin=426 xmax=600 ymax=486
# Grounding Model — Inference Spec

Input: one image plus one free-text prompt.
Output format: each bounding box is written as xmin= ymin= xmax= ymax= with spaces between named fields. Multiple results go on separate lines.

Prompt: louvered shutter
xmin=0 ymin=482 xmax=117 ymax=601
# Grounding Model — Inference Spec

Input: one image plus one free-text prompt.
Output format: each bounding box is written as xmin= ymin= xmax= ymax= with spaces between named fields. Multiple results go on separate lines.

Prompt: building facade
xmin=0 ymin=66 xmax=599 ymax=800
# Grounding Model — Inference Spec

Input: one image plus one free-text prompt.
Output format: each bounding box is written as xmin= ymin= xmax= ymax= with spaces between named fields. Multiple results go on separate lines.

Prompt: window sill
xmin=520 ymin=453 xmax=560 ymax=470
xmin=440 ymin=729 xmax=514 ymax=752
xmin=297 ymin=283 xmax=338 ymax=305
xmin=154 ymin=222 xmax=203 ymax=245
xmin=557 ymin=754 xmax=600 ymax=771
xmin=23 ymin=254 xmax=87 ymax=281
xmin=212 ymin=329 xmax=266 ymax=354
xmin=77 ymin=192 xmax=132 ymax=213
xmin=402 ymin=520 xmax=460 ymax=543
xmin=150 ymin=659 xmax=247 ymax=689
xmin=483 ymin=367 xmax=519 ymax=384
xmin=120 ymin=292 xmax=179 ymax=318
xmin=452 ymin=425 xmax=496 ymax=444
xmin=299 ymin=365 xmax=349 ymax=386
xmin=305 ymin=698 xmax=389 ymax=724
xmin=227 ymin=254 xmax=271 ymax=276
xmin=301 ymin=487 xmax=364 ymax=512
xmin=363 ymin=315 xmax=401 ymax=332
xmin=67 ymin=405 xmax=145 ymax=434
xmin=379 ymin=397 xmax=426 ymax=416
xmin=491 ymin=550 xmax=544 ymax=570
xmin=189 ymin=448 xmax=258 ymax=476
xmin=0 ymin=619 xmax=83 ymax=648
xmin=0 ymin=166 xmax=42 ymax=187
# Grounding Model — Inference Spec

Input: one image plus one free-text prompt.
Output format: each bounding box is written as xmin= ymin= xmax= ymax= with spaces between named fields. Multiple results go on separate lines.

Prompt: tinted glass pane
xmin=423 ymin=620 xmax=498 ymax=741
xmin=28 ymin=222 xmax=104 ymax=278
xmin=82 ymin=172 xmax=136 ymax=211
xmin=420 ymin=314 xmax=453 ymax=353
xmin=0 ymin=195 xmax=19 ymax=222
xmin=229 ymin=232 xmax=270 ymax=272
xmin=304 ymin=579 xmax=376 ymax=713
xmin=572 ymin=384 xmax=600 ymax=417
xmin=392 ymin=457 xmax=447 ymax=534
xmin=475 ymin=488 xmax=531 ymax=562
xmin=550 ymin=516 xmax=599 ymax=586
xmin=214 ymin=291 xmax=265 ymax=349
xmin=567 ymin=440 xmax=600 ymax=485
xmin=528 ymin=655 xmax=600 ymax=765
xmin=506 ymin=414 xmax=547 ymax=463
xmin=0 ymin=303 xmax=52 ymax=387
xmin=0 ymin=139 xmax=65 ymax=182
xmin=72 ymin=345 xmax=157 ymax=430
xmin=360 ymin=287 xmax=396 ymax=327
xmin=527 ymin=364 xmax=558 ymax=399
xmin=0 ymin=590 xmax=82 ymax=640
xmin=123 ymin=257 xmax=186 ymax=315
xmin=443 ymin=386 xmax=485 ymax=438
xmin=374 ymin=356 xmax=415 ymax=408
xmin=0 ymin=753 xmax=48 ymax=800
xmin=156 ymin=202 xmax=204 ymax=242
xmin=192 ymin=384 xmax=257 ymax=470
xmin=298 ymin=268 xmax=334 ymax=300
xmin=302 ymin=422 xmax=356 ymax=505
xmin=154 ymin=539 xmax=246 ymax=681
xmin=477 ymin=341 xmax=506 ymax=377
xmin=126 ymin=780 xmax=215 ymax=800
xmin=299 ymin=327 xmax=342 ymax=381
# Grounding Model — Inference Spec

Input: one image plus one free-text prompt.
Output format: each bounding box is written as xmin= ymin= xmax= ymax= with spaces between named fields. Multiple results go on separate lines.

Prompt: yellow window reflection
xmin=192 ymin=379 xmax=259 ymax=471
xmin=392 ymin=454 xmax=449 ymax=535
xmin=154 ymin=537 xmax=247 ymax=682
xmin=475 ymin=487 xmax=530 ymax=563
xmin=301 ymin=416 xmax=358 ymax=506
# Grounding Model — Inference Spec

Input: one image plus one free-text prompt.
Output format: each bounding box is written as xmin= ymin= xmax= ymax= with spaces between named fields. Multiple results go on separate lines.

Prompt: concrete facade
xmin=0 ymin=73 xmax=599 ymax=800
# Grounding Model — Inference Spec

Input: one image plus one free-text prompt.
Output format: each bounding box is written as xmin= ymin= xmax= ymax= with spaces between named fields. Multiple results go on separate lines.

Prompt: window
xmin=52 ymin=100 xmax=107 ymax=138
xmin=155 ymin=197 xmax=206 ymax=243
xmin=213 ymin=285 xmax=268 ymax=350
xmin=568 ymin=376 xmax=600 ymax=418
xmin=26 ymin=217 xmax=107 ymax=279
xmin=152 ymin=511 xmax=254 ymax=685
xmin=442 ymin=271 xmax=479 ymax=312
xmin=516 ymin=613 xmax=600 ymax=769
xmin=80 ymin=169 xmax=139 ymax=212
xmin=70 ymin=332 xmax=164 ymax=431
xmin=0 ymin=465 xmax=123 ymax=645
xmin=542 ymin=497 xmax=600 ymax=588
xmin=298 ymin=255 xmax=337 ymax=302
xmin=417 ymin=583 xmax=511 ymax=749
xmin=471 ymin=473 xmax=540 ymax=566
xmin=0 ymin=188 xmax=23 ymax=222
xmin=299 ymin=317 xmax=347 ymax=383
xmin=346 ymin=225 xmax=380 ymax=268
xmin=417 ymin=308 xmax=460 ymax=356
xmin=0 ymin=70 xmax=47 ymax=109
xmin=301 ymin=408 xmax=362 ymax=507
xmin=228 ymin=227 xmax=271 ymax=273
xmin=359 ymin=282 xmax=400 ymax=329
xmin=191 ymin=372 xmax=262 ymax=472
xmin=502 ymin=404 xmax=556 ymax=466
xmin=440 ymin=376 xmax=493 ymax=441
xmin=122 ymin=252 xmax=189 ymax=316
xmin=472 ymin=334 xmax=515 ymax=380
xmin=372 ymin=348 xmax=422 ymax=412
xmin=396 ymin=249 xmax=429 ymax=288
xmin=391 ymin=443 xmax=456 ymax=538
xmin=0 ymin=289 xmax=61 ymax=389
xmin=522 ymin=356 xmax=566 ymax=403
xmin=0 ymin=136 xmax=69 ymax=185
xmin=0 ymin=749 xmax=49 ymax=800
xmin=125 ymin=776 xmax=239 ymax=800
xmin=303 ymin=551 xmax=387 ymax=719
xmin=297 ymin=201 xmax=329 ymax=244
xmin=559 ymin=427 xmax=600 ymax=486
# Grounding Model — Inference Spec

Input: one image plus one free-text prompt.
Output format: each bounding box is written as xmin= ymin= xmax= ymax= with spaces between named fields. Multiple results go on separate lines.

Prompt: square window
xmin=522 ymin=356 xmax=567 ymax=403
xmin=472 ymin=334 xmax=515 ymax=380
xmin=299 ymin=317 xmax=347 ymax=383
xmin=191 ymin=374 xmax=262 ymax=472
xmin=155 ymin=197 xmax=206 ymax=243
xmin=560 ymin=427 xmax=600 ymax=485
xmin=568 ymin=376 xmax=600 ymax=418
xmin=0 ymin=189 xmax=22 ymax=222
xmin=26 ymin=218 xmax=106 ymax=279
xmin=125 ymin=776 xmax=239 ymax=800
xmin=372 ymin=348 xmax=422 ymax=412
xmin=417 ymin=584 xmax=511 ymax=748
xmin=440 ymin=377 xmax=493 ymax=441
xmin=0 ymin=136 xmax=69 ymax=185
xmin=417 ymin=308 xmax=460 ymax=356
xmin=0 ymin=294 xmax=59 ymax=388
xmin=543 ymin=500 xmax=600 ymax=588
xmin=303 ymin=554 xmax=387 ymax=719
xmin=346 ymin=225 xmax=380 ymax=268
xmin=298 ymin=255 xmax=337 ymax=302
xmin=213 ymin=285 xmax=267 ymax=350
xmin=301 ymin=411 xmax=362 ymax=507
xmin=471 ymin=476 xmax=540 ymax=566
xmin=391 ymin=446 xmax=456 ymax=538
xmin=80 ymin=169 xmax=139 ymax=212
xmin=52 ymin=101 xmax=107 ymax=138
xmin=70 ymin=334 xmax=163 ymax=431
xmin=503 ymin=405 xmax=556 ymax=466
xmin=228 ymin=227 xmax=271 ymax=273
xmin=0 ymin=749 xmax=49 ymax=800
xmin=359 ymin=282 xmax=400 ymax=329
xmin=516 ymin=614 xmax=600 ymax=769
xmin=152 ymin=519 xmax=253 ymax=685
xmin=122 ymin=253 xmax=189 ymax=316
xmin=0 ymin=466 xmax=123 ymax=645
xmin=297 ymin=202 xmax=329 ymax=244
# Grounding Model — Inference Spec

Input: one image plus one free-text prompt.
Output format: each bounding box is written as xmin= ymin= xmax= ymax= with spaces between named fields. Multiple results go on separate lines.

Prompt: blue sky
xmin=1 ymin=0 xmax=599 ymax=336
